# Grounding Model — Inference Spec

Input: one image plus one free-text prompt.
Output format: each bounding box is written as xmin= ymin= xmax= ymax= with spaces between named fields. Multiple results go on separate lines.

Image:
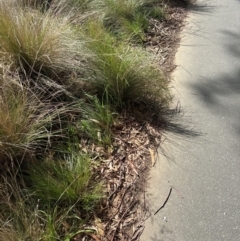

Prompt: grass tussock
xmin=80 ymin=95 xmax=116 ymax=145
xmin=27 ymin=153 xmax=104 ymax=209
xmin=82 ymin=22 xmax=170 ymax=108
xmin=0 ymin=76 xmax=49 ymax=160
xmin=0 ymin=69 xmax=84 ymax=161
xmin=0 ymin=1 xmax=83 ymax=78
xmin=0 ymin=178 xmax=44 ymax=241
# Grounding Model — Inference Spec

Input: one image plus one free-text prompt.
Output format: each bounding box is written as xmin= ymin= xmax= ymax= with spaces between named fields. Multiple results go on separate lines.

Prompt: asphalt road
xmin=140 ymin=0 xmax=240 ymax=240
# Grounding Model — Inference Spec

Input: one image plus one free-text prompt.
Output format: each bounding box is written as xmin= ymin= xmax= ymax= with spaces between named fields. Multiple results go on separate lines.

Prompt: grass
xmin=0 ymin=0 xmax=83 ymax=79
xmin=0 ymin=0 xmax=171 ymax=239
xmin=0 ymin=71 xmax=84 ymax=162
xmin=91 ymin=0 xmax=166 ymax=42
xmin=0 ymin=75 xmax=50 ymax=160
xmin=0 ymin=179 xmax=44 ymax=241
xmin=82 ymin=21 xmax=170 ymax=108
xmin=27 ymin=153 xmax=104 ymax=209
xmin=80 ymin=95 xmax=116 ymax=145
xmin=21 ymin=0 xmax=52 ymax=9
xmin=0 ymin=167 xmax=100 ymax=241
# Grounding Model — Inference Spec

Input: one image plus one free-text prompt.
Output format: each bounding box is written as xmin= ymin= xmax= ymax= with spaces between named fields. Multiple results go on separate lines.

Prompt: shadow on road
xmin=188 ymin=2 xmax=215 ymax=13
xmin=187 ymin=28 xmax=240 ymax=136
xmin=190 ymin=70 xmax=240 ymax=106
xmin=221 ymin=30 xmax=240 ymax=58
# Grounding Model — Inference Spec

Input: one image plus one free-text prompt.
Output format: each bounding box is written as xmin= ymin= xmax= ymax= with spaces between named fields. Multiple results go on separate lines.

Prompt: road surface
xmin=141 ymin=0 xmax=240 ymax=240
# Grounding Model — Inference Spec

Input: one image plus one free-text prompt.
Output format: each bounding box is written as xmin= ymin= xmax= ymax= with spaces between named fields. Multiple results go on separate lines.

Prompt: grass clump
xmin=93 ymin=0 xmax=147 ymax=42
xmin=82 ymin=22 xmax=170 ymax=109
xmin=27 ymin=153 xmax=104 ymax=209
xmin=0 ymin=0 xmax=82 ymax=78
xmin=20 ymin=0 xmax=52 ymax=9
xmin=55 ymin=0 xmax=92 ymax=12
xmin=0 ymin=177 xmax=44 ymax=241
xmin=0 ymin=76 xmax=52 ymax=160
xmin=0 ymin=68 xmax=83 ymax=161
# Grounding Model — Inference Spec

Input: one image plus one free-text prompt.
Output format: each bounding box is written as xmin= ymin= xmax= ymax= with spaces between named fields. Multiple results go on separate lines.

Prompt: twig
xmin=154 ymin=188 xmax=173 ymax=215
xmin=143 ymin=185 xmax=146 ymax=211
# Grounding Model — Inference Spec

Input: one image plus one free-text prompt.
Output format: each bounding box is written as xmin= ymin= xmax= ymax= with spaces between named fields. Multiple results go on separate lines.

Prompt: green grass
xmin=80 ymin=95 xmax=116 ymax=145
xmin=120 ymin=12 xmax=149 ymax=41
xmin=90 ymin=0 xmax=166 ymax=42
xmin=82 ymin=21 xmax=170 ymax=108
xmin=0 ymin=168 xmax=100 ymax=241
xmin=27 ymin=153 xmax=104 ymax=208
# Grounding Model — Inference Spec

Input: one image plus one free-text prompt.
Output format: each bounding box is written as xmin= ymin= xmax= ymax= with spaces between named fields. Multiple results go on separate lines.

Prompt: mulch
xmin=144 ymin=0 xmax=188 ymax=75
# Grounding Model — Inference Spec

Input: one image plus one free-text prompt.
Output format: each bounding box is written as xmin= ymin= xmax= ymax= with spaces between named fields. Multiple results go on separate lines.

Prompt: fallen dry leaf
xmin=149 ymin=148 xmax=156 ymax=167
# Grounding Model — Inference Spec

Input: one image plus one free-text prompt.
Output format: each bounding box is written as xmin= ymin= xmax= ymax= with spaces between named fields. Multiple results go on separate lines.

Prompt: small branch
xmin=154 ymin=188 xmax=173 ymax=215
